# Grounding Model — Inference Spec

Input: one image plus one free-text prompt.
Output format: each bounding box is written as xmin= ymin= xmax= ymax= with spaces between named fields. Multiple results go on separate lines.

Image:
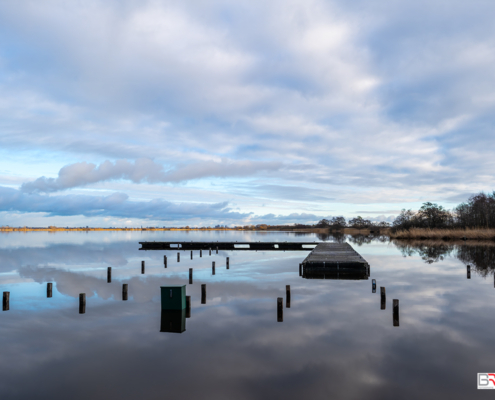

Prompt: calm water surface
xmin=0 ymin=231 xmax=494 ymax=399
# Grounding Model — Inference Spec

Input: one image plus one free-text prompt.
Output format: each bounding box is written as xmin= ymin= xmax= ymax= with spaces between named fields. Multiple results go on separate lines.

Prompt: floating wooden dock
xmin=139 ymin=241 xmax=318 ymax=251
xmin=301 ymin=243 xmax=369 ymax=279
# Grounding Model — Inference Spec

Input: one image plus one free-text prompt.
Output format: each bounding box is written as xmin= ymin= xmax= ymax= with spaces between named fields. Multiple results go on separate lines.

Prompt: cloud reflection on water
xmin=0 ymin=232 xmax=494 ymax=399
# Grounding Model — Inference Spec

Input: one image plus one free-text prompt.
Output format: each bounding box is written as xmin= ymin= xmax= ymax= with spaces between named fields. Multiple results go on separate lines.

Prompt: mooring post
xmin=189 ymin=268 xmax=193 ymax=284
xmin=200 ymin=249 xmax=202 ymax=257
xmin=186 ymin=296 xmax=191 ymax=318
xmin=393 ymin=299 xmax=399 ymax=326
xmin=141 ymin=261 xmax=145 ymax=274
xmin=286 ymin=285 xmax=291 ymax=308
xmin=216 ymin=246 xmax=218 ymax=254
xmin=79 ymin=293 xmax=86 ymax=314
xmin=191 ymin=250 xmax=193 ymax=260
xmin=372 ymin=279 xmax=376 ymax=293
xmin=164 ymin=255 xmax=167 ymax=268
xmin=177 ymin=252 xmax=180 ymax=262
xmin=299 ymin=263 xmax=302 ymax=276
xmin=47 ymin=283 xmax=53 ymax=298
xmin=226 ymin=257 xmax=230 ymax=269
xmin=380 ymin=287 xmax=386 ymax=310
xmin=209 ymin=248 xmax=211 ymax=256
xmin=107 ymin=267 xmax=112 ymax=283
xmin=467 ymin=265 xmax=471 ymax=279
xmin=3 ymin=292 xmax=10 ymax=311
xmin=212 ymin=261 xmax=216 ymax=275
xmin=201 ymin=284 xmax=206 ymax=304
xmin=122 ymin=284 xmax=128 ymax=301
xmin=277 ymin=297 xmax=283 ymax=322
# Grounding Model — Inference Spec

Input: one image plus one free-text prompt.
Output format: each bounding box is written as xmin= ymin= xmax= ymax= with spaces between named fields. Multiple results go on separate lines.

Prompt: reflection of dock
xmin=140 ymin=241 xmax=318 ymax=251
xmin=301 ymin=243 xmax=369 ymax=279
xmin=302 ymin=270 xmax=369 ymax=280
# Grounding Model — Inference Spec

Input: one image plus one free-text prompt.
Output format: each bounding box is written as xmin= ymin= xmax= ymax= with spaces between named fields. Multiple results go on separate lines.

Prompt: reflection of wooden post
xmin=3 ymin=292 xmax=10 ymax=311
xmin=212 ymin=262 xmax=215 ymax=275
xmin=47 ymin=283 xmax=53 ymax=298
xmin=189 ymin=268 xmax=193 ymax=284
xmin=277 ymin=298 xmax=283 ymax=322
xmin=186 ymin=296 xmax=191 ymax=318
xmin=200 ymin=249 xmax=202 ymax=257
xmin=380 ymin=287 xmax=386 ymax=310
xmin=123 ymin=284 xmax=128 ymax=301
xmin=286 ymin=285 xmax=291 ymax=308
xmin=299 ymin=263 xmax=302 ymax=276
xmin=226 ymin=257 xmax=229 ymax=269
xmin=467 ymin=265 xmax=471 ymax=279
xmin=177 ymin=252 xmax=180 ymax=262
xmin=372 ymin=279 xmax=376 ymax=293
xmin=107 ymin=267 xmax=112 ymax=283
xmin=141 ymin=261 xmax=145 ymax=274
xmin=393 ymin=299 xmax=399 ymax=326
xmin=164 ymin=255 xmax=167 ymax=268
xmin=79 ymin=293 xmax=86 ymax=314
xmin=201 ymin=284 xmax=206 ymax=304
xmin=191 ymin=250 xmax=193 ymax=260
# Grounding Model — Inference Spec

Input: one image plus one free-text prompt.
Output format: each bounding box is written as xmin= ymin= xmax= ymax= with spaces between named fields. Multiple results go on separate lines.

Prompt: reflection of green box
xmin=160 ymin=310 xmax=186 ymax=333
xmin=160 ymin=285 xmax=186 ymax=310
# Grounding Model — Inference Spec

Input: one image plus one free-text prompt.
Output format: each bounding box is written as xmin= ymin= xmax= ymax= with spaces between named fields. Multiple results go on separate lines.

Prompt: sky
xmin=0 ymin=0 xmax=494 ymax=227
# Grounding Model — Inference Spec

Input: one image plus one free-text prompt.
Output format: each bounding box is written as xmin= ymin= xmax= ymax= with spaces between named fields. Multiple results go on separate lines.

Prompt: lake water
xmin=0 ymin=231 xmax=494 ymax=399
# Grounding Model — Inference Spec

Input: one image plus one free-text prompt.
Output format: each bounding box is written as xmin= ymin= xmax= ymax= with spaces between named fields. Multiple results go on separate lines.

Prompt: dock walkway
xmin=139 ymin=241 xmax=318 ymax=251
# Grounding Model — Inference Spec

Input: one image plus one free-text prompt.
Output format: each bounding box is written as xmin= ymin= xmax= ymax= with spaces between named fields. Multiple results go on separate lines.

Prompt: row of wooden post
xmin=373 ymin=280 xmax=399 ymax=326
xmin=276 ymin=285 xmax=291 ymax=322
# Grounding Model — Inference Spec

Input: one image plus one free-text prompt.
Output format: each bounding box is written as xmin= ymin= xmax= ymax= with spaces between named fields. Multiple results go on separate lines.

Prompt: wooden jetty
xmin=301 ymin=243 xmax=369 ymax=279
xmin=139 ymin=241 xmax=318 ymax=251
xmin=139 ymin=241 xmax=369 ymax=278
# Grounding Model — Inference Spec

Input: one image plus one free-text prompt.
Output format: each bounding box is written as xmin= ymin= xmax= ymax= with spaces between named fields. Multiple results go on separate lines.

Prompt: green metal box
xmin=160 ymin=285 xmax=186 ymax=310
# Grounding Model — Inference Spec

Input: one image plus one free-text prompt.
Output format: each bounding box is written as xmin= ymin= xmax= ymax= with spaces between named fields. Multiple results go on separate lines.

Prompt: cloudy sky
xmin=0 ymin=0 xmax=494 ymax=227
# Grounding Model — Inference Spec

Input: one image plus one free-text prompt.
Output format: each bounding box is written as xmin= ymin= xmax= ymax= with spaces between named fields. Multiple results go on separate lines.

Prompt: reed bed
xmin=389 ymin=228 xmax=495 ymax=241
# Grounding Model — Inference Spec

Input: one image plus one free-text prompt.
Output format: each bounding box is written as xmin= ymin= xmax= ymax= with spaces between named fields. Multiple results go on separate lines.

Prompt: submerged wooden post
xmin=380 ymin=287 xmax=386 ymax=310
xmin=393 ymin=299 xmax=399 ymax=326
xmin=107 ymin=267 xmax=112 ymax=283
xmin=212 ymin=261 xmax=215 ymax=275
xmin=122 ymin=284 xmax=128 ymax=301
xmin=277 ymin=297 xmax=283 ymax=322
xmin=467 ymin=265 xmax=471 ymax=279
xmin=141 ymin=261 xmax=145 ymax=274
xmin=200 ymin=249 xmax=202 ymax=257
xmin=79 ymin=293 xmax=86 ymax=314
xmin=177 ymin=252 xmax=180 ymax=262
xmin=3 ymin=292 xmax=10 ymax=311
xmin=191 ymin=250 xmax=193 ymax=260
xmin=372 ymin=279 xmax=376 ymax=293
xmin=299 ymin=263 xmax=302 ymax=276
xmin=186 ymin=296 xmax=191 ymax=318
xmin=47 ymin=283 xmax=53 ymax=298
xmin=201 ymin=284 xmax=206 ymax=304
xmin=189 ymin=268 xmax=193 ymax=284
xmin=286 ymin=285 xmax=291 ymax=308
xmin=226 ymin=257 xmax=229 ymax=269
xmin=164 ymin=255 xmax=167 ymax=268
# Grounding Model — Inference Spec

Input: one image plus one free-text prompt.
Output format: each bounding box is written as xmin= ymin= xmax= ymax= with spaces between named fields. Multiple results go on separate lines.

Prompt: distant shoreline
xmin=0 ymin=226 xmax=332 ymax=233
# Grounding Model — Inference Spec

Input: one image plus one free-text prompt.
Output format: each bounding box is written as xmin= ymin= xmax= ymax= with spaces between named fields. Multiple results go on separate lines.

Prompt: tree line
xmin=315 ymin=191 xmax=495 ymax=231
xmin=316 ymin=216 xmax=390 ymax=229
xmin=392 ymin=191 xmax=495 ymax=231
